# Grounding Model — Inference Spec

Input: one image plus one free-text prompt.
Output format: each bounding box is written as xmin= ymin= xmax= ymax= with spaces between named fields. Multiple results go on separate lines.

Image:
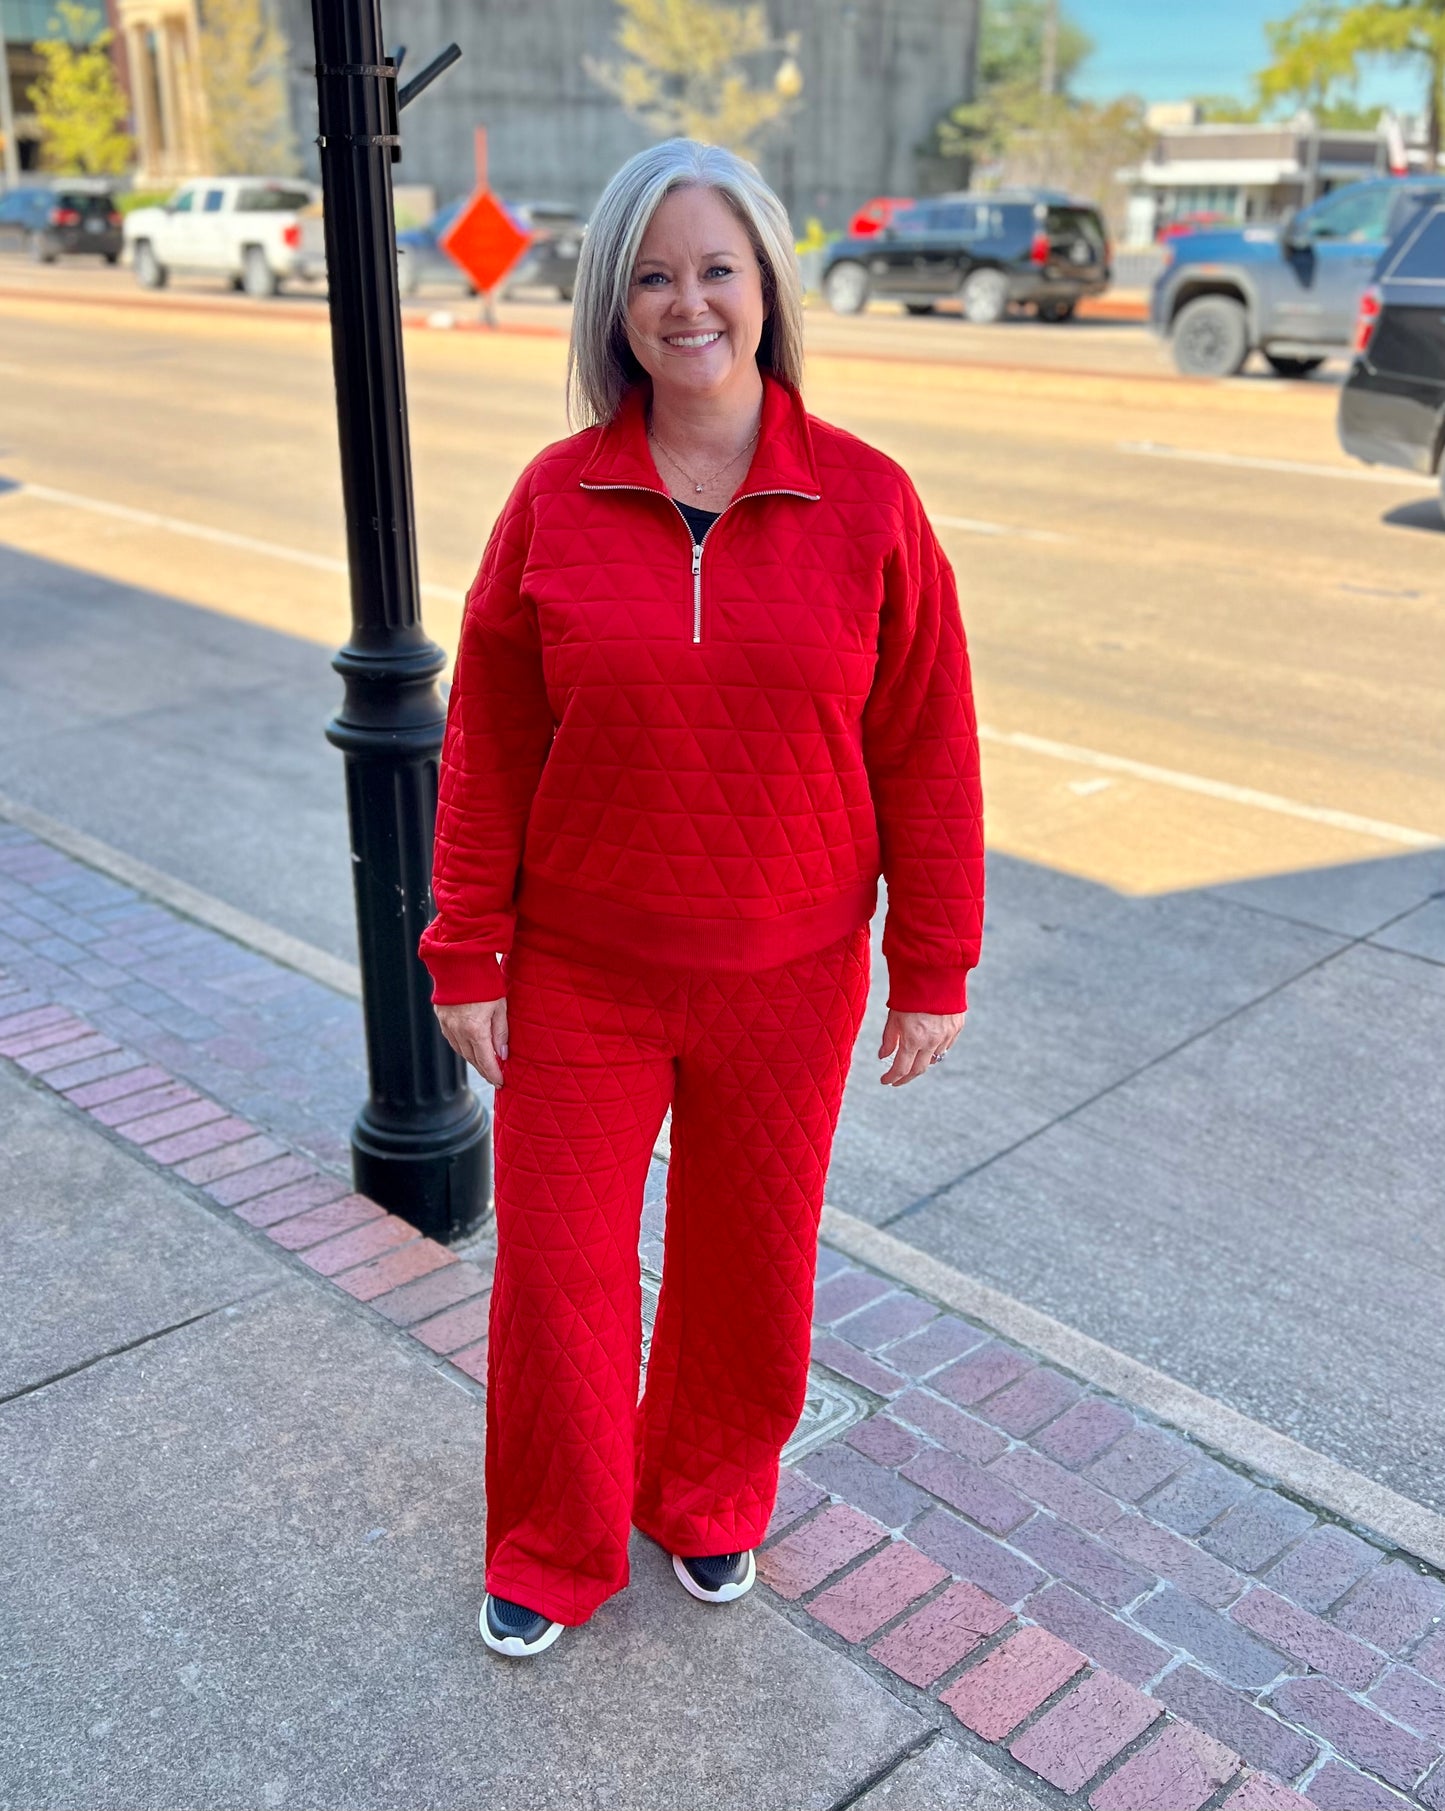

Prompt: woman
xmin=419 ymin=139 xmax=984 ymax=1658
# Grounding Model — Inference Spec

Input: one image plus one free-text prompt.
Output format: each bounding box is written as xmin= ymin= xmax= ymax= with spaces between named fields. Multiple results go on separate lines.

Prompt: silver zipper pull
xmin=691 ymin=542 xmax=703 ymax=643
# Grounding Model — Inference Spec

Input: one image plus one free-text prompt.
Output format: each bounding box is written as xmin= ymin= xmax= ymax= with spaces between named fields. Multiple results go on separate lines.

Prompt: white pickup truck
xmin=125 ymin=176 xmax=326 ymax=298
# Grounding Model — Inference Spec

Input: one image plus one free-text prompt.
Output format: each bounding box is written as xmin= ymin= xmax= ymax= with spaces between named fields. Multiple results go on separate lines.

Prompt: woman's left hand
xmin=878 ymin=1010 xmax=964 ymax=1086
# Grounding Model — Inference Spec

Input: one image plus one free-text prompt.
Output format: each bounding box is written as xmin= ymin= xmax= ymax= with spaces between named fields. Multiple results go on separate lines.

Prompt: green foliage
xmin=200 ymin=0 xmax=299 ymax=175
xmin=585 ymin=0 xmax=789 ymax=158
xmin=1190 ymin=93 xmax=1266 ymax=121
xmin=117 ymin=188 xmax=175 ymax=213
xmin=28 ymin=0 xmax=133 ymax=176
xmin=1257 ymin=0 xmax=1445 ymax=155
xmin=935 ymin=0 xmax=1094 ymax=164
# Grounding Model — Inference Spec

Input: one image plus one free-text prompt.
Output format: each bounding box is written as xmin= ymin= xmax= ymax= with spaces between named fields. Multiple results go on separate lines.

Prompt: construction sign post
xmin=438 ymin=126 xmax=533 ymax=310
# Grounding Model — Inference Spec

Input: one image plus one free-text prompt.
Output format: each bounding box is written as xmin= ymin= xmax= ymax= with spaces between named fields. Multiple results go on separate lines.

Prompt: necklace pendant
xmin=695 ymin=482 xmax=703 ymax=492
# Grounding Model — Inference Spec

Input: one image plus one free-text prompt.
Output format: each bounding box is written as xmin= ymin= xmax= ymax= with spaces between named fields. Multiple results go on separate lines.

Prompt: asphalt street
xmin=1 ymin=262 xmax=1442 ymax=1510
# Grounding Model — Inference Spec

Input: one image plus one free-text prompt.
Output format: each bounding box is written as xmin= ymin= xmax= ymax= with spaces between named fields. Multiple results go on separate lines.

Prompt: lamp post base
xmin=351 ymin=1092 xmax=491 ymax=1246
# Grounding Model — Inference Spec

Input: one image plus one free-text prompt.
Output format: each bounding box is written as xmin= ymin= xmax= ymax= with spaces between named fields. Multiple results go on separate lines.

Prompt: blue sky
xmin=1067 ymin=0 xmax=1421 ymax=115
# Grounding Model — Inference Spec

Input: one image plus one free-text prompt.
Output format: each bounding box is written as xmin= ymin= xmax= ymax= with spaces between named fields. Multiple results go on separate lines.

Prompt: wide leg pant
xmin=483 ymin=920 xmax=871 ymax=1626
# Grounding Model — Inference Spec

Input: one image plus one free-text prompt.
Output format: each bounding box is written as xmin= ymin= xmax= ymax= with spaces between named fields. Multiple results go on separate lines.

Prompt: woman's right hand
xmin=434 ymin=999 xmax=509 ymax=1087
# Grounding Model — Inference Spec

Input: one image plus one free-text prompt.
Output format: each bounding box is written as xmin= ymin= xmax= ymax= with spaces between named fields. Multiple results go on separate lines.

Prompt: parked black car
xmin=1338 ymin=199 xmax=1445 ymax=520
xmin=0 ymin=182 xmax=123 ymax=263
xmin=821 ymin=190 xmax=1110 ymax=322
xmin=397 ymin=199 xmax=583 ymax=300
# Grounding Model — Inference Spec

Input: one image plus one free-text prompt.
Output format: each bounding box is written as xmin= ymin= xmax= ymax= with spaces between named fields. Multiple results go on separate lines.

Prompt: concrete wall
xmin=277 ymin=0 xmax=978 ymax=230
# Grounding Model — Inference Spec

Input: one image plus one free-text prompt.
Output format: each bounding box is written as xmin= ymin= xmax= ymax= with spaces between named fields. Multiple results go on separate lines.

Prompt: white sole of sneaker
xmin=671 ymin=1550 xmax=756 ymax=1604
xmin=478 ymin=1596 xmax=565 ymax=1657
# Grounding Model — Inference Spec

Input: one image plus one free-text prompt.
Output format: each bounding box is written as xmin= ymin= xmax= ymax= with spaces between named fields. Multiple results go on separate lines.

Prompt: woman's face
xmin=624 ymin=185 xmax=767 ymax=406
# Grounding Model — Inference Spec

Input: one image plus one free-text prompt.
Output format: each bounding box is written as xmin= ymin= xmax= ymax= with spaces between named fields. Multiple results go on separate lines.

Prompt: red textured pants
xmin=483 ymin=920 xmax=871 ymax=1626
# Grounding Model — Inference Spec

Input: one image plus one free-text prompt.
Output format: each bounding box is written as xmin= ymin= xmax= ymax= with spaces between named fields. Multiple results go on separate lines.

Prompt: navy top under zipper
xmin=673 ymin=499 xmax=721 ymax=543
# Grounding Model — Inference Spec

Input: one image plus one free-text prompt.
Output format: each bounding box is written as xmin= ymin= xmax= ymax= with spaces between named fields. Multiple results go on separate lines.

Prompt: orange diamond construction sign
xmin=439 ymin=190 xmax=534 ymax=294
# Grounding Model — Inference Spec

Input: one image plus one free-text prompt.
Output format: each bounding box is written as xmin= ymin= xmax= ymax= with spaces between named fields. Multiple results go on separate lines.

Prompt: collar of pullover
xmin=579 ymin=368 xmax=823 ymax=503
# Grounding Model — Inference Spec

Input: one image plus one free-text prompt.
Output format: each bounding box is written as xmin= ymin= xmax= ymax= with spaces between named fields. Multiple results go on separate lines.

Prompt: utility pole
xmin=1041 ymin=0 xmax=1059 ymax=99
xmin=308 ymin=2 xmax=487 ymax=1243
xmin=0 ymin=17 xmax=20 ymax=189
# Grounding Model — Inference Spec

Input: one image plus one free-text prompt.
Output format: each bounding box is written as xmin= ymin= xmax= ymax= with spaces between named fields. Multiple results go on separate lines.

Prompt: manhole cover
xmin=640 ymin=1264 xmax=869 ymax=1463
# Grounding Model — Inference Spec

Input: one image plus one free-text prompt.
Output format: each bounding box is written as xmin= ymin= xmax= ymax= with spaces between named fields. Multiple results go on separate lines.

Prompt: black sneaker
xmin=671 ymin=1549 xmax=756 ymax=1603
xmin=479 ymin=1592 xmax=565 ymax=1656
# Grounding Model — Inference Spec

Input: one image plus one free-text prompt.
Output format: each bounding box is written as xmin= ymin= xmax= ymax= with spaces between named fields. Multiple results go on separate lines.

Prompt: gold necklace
xmin=648 ymin=421 xmax=760 ymax=494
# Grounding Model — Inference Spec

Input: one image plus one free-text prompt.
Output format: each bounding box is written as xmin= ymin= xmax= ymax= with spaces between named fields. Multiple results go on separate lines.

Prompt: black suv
xmin=1338 ymin=199 xmax=1445 ymax=519
xmin=0 ymin=183 xmax=123 ymax=264
xmin=822 ymin=191 xmax=1110 ymax=322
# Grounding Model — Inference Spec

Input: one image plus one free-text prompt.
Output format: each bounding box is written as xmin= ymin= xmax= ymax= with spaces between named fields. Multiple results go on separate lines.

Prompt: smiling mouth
xmin=665 ymin=331 xmax=723 ymax=348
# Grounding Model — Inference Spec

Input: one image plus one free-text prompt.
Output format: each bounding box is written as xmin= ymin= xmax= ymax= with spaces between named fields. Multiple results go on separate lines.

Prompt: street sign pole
xmin=309 ymin=0 xmax=489 ymax=1243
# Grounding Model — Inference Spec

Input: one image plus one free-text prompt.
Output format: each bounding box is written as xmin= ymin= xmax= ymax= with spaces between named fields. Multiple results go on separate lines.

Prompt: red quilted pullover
xmin=419 ymin=371 xmax=984 ymax=1016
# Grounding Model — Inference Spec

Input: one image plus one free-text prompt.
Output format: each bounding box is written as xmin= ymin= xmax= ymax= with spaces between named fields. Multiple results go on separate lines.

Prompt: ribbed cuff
xmin=422 ymin=945 xmax=506 ymax=1006
xmin=885 ymin=960 xmax=969 ymax=1016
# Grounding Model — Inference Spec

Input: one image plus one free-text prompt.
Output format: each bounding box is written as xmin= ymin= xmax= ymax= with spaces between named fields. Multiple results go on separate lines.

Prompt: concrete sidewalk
xmin=4 ymin=818 xmax=1445 ymax=1811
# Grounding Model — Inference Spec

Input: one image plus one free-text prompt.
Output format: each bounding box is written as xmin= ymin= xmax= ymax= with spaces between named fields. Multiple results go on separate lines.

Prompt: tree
xmin=934 ymin=0 xmax=1093 ymax=165
xmin=28 ymin=0 xmax=132 ymax=175
xmin=1258 ymin=0 xmax=1445 ymax=160
xmin=585 ymin=0 xmax=788 ymax=159
xmin=199 ymin=0 xmax=299 ymax=175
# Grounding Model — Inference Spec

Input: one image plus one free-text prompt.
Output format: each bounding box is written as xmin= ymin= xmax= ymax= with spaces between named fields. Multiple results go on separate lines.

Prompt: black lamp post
xmin=309 ymin=1 xmax=487 ymax=1242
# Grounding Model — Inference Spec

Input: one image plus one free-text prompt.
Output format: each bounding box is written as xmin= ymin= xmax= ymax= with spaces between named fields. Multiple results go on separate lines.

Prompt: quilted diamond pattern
xmin=419 ymin=370 xmax=984 ymax=1016
xmin=483 ymin=925 xmax=871 ymax=1627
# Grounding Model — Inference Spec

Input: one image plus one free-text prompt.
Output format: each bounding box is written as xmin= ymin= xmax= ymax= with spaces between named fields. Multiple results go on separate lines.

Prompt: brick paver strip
xmin=1136 ymin=1585 xmax=1290 ymax=1689
xmin=846 ymin=1415 xmax=921 ymax=1469
xmin=1305 ymin=1759 xmax=1414 ymax=1810
xmin=88 ymin=1080 xmax=199 ymax=1124
xmin=173 ymin=1134 xmax=285 ymax=1186
xmin=22 ymin=1034 xmax=121 ymax=1073
xmin=1024 ymin=1582 xmax=1172 ymax=1687
xmin=1008 ymin=1667 xmax=1162 ymax=1792
xmin=1106 ymin=1510 xmax=1246 ymax=1608
xmin=449 ymin=1338 xmax=488 ymax=1384
xmin=0 ymin=1004 xmax=72 ymax=1038
xmin=932 ymin=1341 xmax=1035 ymax=1407
xmin=1155 ymin=1665 xmax=1318 ymax=1782
xmin=1143 ymin=1460 xmax=1255 ymax=1538
xmin=910 ymin=1507 xmax=1046 ymax=1606
xmin=1231 ymin=1586 xmax=1385 ymax=1691
xmin=265 ymin=1194 xmax=385 ymax=1252
xmin=1370 ymin=1666 xmax=1445 ymax=1743
xmin=409 ymin=1292 xmax=493 ymax=1355
xmin=813 ymin=1269 xmax=893 ymax=1324
xmin=890 ymin=1387 xmax=1008 ymax=1463
xmin=980 ymin=1367 xmax=1084 ymax=1438
xmin=990 ymin=1448 xmax=1127 ymax=1537
xmin=207 ymin=1154 xmax=318 ymax=1207
xmin=114 ymin=1098 xmax=227 ymax=1144
xmin=940 ymin=1625 xmax=1086 ymax=1741
xmin=806 ymin=1540 xmax=947 ymax=1642
xmin=232 ymin=1174 xmax=350 ymax=1226
xmin=370 ymin=1261 xmax=492 ymax=1328
xmin=46 ymin=1048 xmax=151 ymax=1090
xmin=147 ymin=1115 xmax=257 ymax=1165
xmin=835 ymin=1291 xmax=938 ymax=1351
xmin=809 ymin=1333 xmax=906 ymax=1397
xmin=1084 ymin=1425 xmax=1194 ymax=1502
xmin=868 ymin=1577 xmax=1012 ymax=1686
xmin=1015 ymin=1514 xmax=1154 ymax=1610
xmin=1034 ymin=1397 xmax=1135 ymax=1471
xmin=63 ymin=1064 xmax=170 ymax=1109
xmin=886 ymin=1315 xmax=988 ymax=1378
xmin=333 ymin=1237 xmax=454 ymax=1302
xmin=1269 ymin=1674 xmax=1435 ymax=1791
xmin=299 ymin=1215 xmax=418 ymax=1277
xmin=757 ymin=1504 xmax=888 ymax=1601
xmin=1220 ymin=1772 xmax=1318 ymax=1810
xmin=1414 ymin=1630 xmax=1445 ymax=1687
xmin=0 ymin=1018 xmax=91 ymax=1057
xmin=799 ymin=1442 xmax=930 ymax=1531
xmin=1332 ymin=1560 xmax=1445 ymax=1653
xmin=901 ymin=1448 xmax=1034 ymax=1536
xmin=1089 ymin=1721 xmax=1242 ymax=1811
xmin=766 ymin=1469 xmax=829 ymax=1540
xmin=1263 ymin=1524 xmax=1383 ymax=1615
xmin=1204 ymin=1494 xmax=1317 ymax=1573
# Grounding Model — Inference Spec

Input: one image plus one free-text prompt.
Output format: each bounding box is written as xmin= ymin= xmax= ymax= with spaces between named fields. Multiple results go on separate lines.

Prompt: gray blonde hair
xmin=566 ymin=139 xmax=805 ymax=429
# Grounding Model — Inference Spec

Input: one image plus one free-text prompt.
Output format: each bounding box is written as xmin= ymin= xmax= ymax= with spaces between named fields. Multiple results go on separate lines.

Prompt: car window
xmin=931 ymin=203 xmax=977 ymax=235
xmin=171 ymin=189 xmax=196 ymax=213
xmin=235 ymin=186 xmax=312 ymax=212
xmin=889 ymin=206 xmax=932 ymax=237
xmin=1047 ymin=206 xmax=1106 ymax=253
xmin=203 ymin=188 xmax=225 ymax=212
xmin=1303 ymin=184 xmax=1394 ymax=244
xmin=1387 ymin=208 xmax=1445 ymax=280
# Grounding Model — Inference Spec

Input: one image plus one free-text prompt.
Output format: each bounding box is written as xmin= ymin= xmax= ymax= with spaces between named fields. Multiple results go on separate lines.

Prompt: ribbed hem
xmin=422 ymin=945 xmax=506 ymax=1006
xmin=514 ymin=868 xmax=879 ymax=975
xmin=885 ymin=958 xmax=970 ymax=1016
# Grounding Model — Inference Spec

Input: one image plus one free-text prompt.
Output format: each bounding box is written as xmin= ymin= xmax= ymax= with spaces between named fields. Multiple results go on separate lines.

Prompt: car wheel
xmin=1264 ymin=354 xmax=1325 ymax=379
xmin=1038 ymin=299 xmax=1076 ymax=322
xmin=28 ymin=230 xmax=56 ymax=264
xmin=133 ymin=239 xmax=168 ymax=289
xmin=824 ymin=261 xmax=870 ymax=315
xmin=904 ymin=302 xmax=935 ymax=315
xmin=241 ymin=245 xmax=278 ymax=298
xmin=960 ymin=267 xmax=1009 ymax=324
xmin=1171 ymin=294 xmax=1249 ymax=377
xmin=396 ymin=254 xmax=419 ymax=299
xmin=103 ymin=251 xmax=119 ymax=265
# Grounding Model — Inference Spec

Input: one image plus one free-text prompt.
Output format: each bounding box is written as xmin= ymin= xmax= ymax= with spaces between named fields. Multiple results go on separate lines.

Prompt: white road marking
xmin=1118 ymin=439 xmax=1433 ymax=487
xmin=1068 ymin=776 xmax=1114 ymax=797
xmin=979 ymin=725 xmax=1441 ymax=849
xmin=934 ymin=513 xmax=1069 ymax=543
xmin=0 ymin=479 xmax=460 ymax=604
